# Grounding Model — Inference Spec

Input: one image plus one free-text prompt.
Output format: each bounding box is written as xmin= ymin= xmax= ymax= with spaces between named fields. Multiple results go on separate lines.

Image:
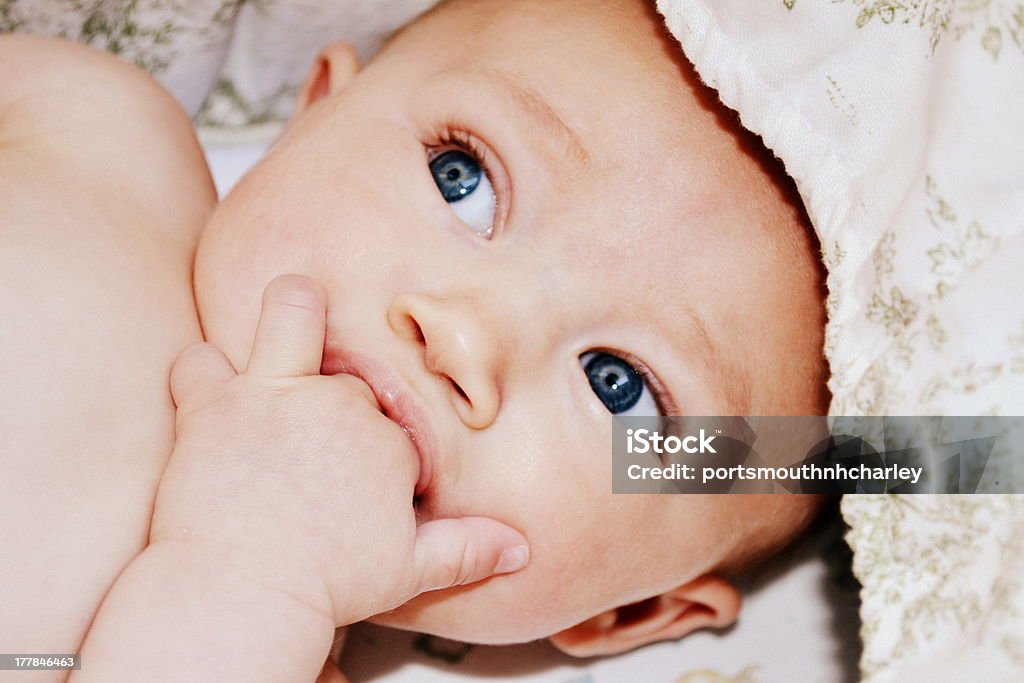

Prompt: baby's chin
xmin=367 ymin=587 xmax=579 ymax=645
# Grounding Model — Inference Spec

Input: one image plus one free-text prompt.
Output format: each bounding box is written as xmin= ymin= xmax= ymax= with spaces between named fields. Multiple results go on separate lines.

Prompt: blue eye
xmin=429 ymin=150 xmax=496 ymax=238
xmin=431 ymin=150 xmax=480 ymax=201
xmin=580 ymin=351 xmax=661 ymax=416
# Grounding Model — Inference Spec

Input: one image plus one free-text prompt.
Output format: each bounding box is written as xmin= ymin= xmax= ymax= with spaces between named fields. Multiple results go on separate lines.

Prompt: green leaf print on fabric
xmin=832 ymin=0 xmax=1024 ymax=58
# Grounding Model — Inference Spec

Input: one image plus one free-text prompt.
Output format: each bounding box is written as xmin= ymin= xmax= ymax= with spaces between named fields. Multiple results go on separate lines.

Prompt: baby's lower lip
xmin=374 ymin=390 xmax=431 ymax=497
xmin=400 ymin=423 xmax=432 ymax=497
xmin=415 ymin=445 xmax=432 ymax=498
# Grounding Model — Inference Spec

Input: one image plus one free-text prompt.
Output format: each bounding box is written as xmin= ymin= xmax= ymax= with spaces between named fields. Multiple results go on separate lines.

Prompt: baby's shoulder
xmin=0 ymin=34 xmax=216 ymax=669
xmin=0 ymin=34 xmax=215 ymax=243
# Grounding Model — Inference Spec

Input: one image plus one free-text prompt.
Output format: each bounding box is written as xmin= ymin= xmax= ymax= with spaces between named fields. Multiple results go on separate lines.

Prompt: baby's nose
xmin=387 ymin=292 xmax=503 ymax=429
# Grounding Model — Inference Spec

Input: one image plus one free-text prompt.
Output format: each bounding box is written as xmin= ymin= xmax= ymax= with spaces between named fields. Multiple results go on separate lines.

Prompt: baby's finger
xmin=246 ymin=274 xmax=327 ymax=378
xmin=169 ymin=342 xmax=236 ymax=409
xmin=412 ymin=518 xmax=530 ymax=594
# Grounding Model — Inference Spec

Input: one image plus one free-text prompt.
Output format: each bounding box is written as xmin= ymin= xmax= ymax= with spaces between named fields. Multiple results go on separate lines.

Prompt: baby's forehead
xmin=376 ymin=0 xmax=681 ymax=100
xmin=377 ymin=0 xmax=756 ymax=189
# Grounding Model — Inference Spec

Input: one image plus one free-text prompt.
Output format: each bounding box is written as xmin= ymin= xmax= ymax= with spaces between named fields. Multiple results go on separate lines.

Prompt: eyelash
xmin=428 ymin=124 xmax=508 ymax=236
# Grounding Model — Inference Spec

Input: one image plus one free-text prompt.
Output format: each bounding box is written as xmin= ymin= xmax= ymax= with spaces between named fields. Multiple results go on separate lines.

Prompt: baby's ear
xmin=548 ymin=574 xmax=741 ymax=657
xmin=289 ymin=43 xmax=361 ymax=121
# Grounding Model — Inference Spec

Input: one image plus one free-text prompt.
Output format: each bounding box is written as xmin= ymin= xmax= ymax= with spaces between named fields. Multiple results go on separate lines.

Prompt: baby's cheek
xmin=533 ymin=503 xmax=621 ymax=586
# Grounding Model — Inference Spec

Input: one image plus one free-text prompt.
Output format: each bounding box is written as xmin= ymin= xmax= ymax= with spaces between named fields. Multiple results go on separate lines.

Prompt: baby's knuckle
xmin=437 ymin=538 xmax=473 ymax=589
xmin=438 ymin=561 xmax=460 ymax=589
xmin=411 ymin=560 xmax=430 ymax=595
xmin=458 ymin=542 xmax=480 ymax=585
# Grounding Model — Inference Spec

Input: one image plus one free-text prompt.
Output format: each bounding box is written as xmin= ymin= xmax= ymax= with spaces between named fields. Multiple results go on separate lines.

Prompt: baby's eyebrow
xmin=442 ymin=66 xmax=592 ymax=170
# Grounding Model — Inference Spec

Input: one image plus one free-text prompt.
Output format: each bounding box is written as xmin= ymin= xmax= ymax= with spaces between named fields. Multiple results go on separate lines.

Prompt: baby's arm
xmin=68 ymin=276 xmax=530 ymax=682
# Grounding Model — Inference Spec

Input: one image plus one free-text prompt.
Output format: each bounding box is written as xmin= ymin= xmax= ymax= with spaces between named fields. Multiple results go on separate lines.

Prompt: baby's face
xmin=195 ymin=0 xmax=827 ymax=645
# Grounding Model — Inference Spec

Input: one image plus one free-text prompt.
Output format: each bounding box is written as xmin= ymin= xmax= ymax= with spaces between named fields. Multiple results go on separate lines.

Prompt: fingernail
xmin=494 ymin=545 xmax=529 ymax=574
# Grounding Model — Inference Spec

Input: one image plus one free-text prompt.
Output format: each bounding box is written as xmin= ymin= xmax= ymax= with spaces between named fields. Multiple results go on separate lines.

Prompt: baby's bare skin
xmin=0 ymin=35 xmax=213 ymax=679
xmin=0 ymin=36 xmax=526 ymax=683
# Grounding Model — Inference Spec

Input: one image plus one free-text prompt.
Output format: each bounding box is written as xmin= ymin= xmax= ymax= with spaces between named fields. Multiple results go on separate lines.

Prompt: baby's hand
xmin=71 ymin=275 xmax=527 ymax=681
xmin=153 ymin=274 xmax=529 ymax=627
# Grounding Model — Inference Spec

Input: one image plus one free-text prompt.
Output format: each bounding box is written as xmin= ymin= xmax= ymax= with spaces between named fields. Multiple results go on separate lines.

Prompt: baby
xmin=0 ymin=0 xmax=830 ymax=679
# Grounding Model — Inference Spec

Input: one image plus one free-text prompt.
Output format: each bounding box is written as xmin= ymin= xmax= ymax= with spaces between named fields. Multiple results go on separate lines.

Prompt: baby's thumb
xmin=412 ymin=518 xmax=529 ymax=593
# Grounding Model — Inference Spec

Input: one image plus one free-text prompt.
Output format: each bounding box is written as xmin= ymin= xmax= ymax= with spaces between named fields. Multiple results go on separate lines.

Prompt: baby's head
xmin=194 ymin=0 xmax=830 ymax=655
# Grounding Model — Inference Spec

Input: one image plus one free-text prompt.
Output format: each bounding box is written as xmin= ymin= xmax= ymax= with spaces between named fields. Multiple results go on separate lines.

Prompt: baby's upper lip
xmin=320 ymin=346 xmax=435 ymax=497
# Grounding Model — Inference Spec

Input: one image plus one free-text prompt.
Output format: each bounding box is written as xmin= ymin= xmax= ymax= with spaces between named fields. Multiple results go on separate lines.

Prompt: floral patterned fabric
xmin=655 ymin=1 xmax=1024 ymax=680
xmin=0 ymin=0 xmax=438 ymax=125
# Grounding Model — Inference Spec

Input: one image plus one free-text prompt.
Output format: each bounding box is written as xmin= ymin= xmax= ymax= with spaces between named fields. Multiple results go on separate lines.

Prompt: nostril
xmin=390 ymin=308 xmax=426 ymax=345
xmin=409 ymin=317 xmax=425 ymax=345
xmin=448 ymin=375 xmax=469 ymax=403
xmin=448 ymin=374 xmax=491 ymax=430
